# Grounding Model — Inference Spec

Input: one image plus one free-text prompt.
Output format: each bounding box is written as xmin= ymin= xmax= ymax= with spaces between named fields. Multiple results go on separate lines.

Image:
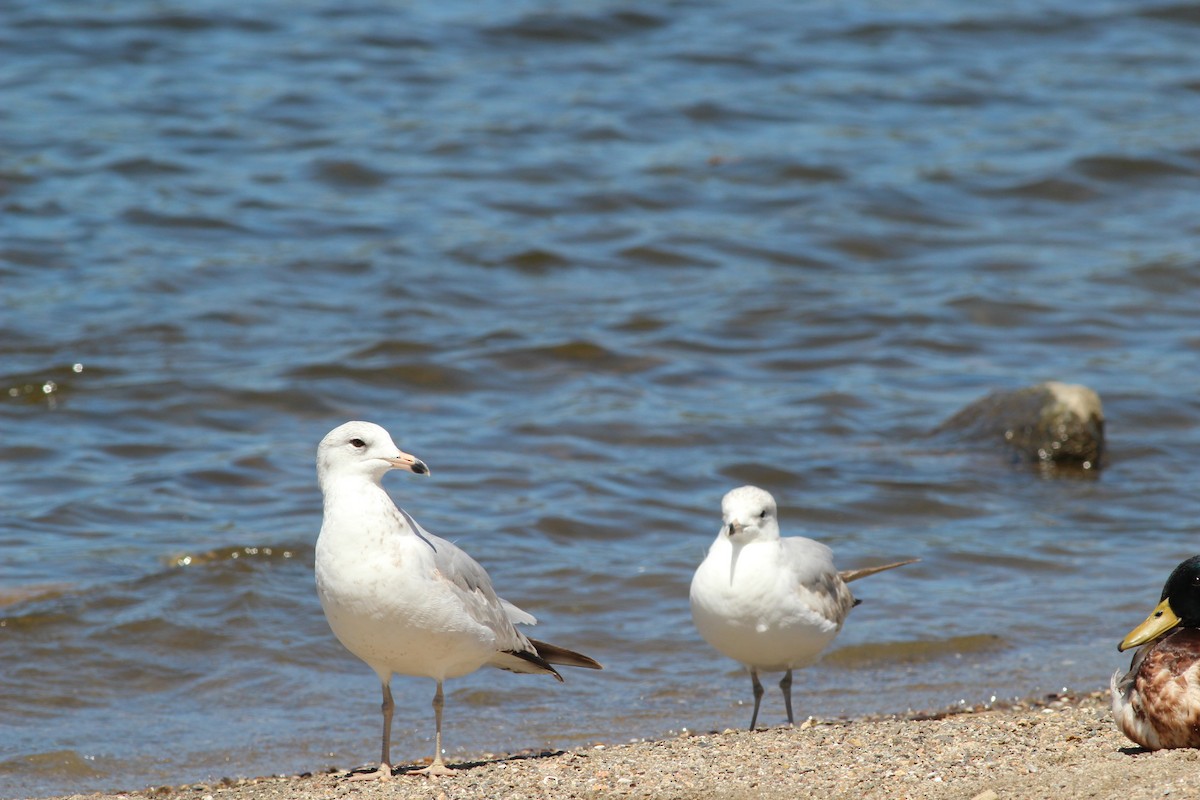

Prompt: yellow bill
xmin=1119 ymin=598 xmax=1181 ymax=652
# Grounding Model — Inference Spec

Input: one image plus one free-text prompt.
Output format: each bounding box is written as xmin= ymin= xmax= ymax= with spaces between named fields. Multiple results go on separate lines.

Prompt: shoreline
xmin=46 ymin=690 xmax=1200 ymax=800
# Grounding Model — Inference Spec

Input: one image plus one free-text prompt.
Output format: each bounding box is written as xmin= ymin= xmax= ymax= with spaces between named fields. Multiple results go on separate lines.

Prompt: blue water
xmin=4 ymin=0 xmax=1200 ymax=797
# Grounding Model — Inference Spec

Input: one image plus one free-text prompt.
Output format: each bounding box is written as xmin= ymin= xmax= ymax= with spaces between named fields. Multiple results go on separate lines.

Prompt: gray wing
xmin=432 ymin=540 xmax=533 ymax=647
xmin=399 ymin=508 xmax=539 ymax=651
xmin=431 ymin=541 xmax=568 ymax=677
xmin=781 ymin=537 xmax=857 ymax=628
xmin=501 ymin=598 xmax=538 ymax=626
xmin=397 ymin=508 xmax=564 ymax=677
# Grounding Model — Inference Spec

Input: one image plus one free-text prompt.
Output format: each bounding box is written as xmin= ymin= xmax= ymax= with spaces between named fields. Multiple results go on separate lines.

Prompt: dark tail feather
xmin=839 ymin=558 xmax=919 ymax=584
xmin=498 ymin=648 xmax=564 ymax=681
xmin=529 ymin=639 xmax=604 ymax=671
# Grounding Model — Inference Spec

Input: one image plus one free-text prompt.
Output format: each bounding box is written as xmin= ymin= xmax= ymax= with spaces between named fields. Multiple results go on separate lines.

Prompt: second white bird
xmin=690 ymin=485 xmax=915 ymax=730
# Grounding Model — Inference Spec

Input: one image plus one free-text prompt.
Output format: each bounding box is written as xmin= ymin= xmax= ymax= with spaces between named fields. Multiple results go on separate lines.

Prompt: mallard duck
xmin=1111 ymin=555 xmax=1200 ymax=750
xmin=689 ymin=485 xmax=917 ymax=730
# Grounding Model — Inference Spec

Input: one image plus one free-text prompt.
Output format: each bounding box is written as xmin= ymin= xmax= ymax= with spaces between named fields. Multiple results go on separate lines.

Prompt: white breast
xmin=689 ymin=536 xmax=845 ymax=672
xmin=315 ymin=484 xmax=499 ymax=681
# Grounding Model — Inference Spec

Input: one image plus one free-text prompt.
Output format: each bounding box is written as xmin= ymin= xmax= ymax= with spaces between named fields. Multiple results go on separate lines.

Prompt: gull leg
xmin=347 ymin=680 xmax=394 ymax=781
xmin=381 ymin=682 xmax=395 ymax=769
xmin=410 ymin=680 xmax=454 ymax=777
xmin=780 ymin=670 xmax=794 ymax=726
xmin=748 ymin=669 xmax=765 ymax=730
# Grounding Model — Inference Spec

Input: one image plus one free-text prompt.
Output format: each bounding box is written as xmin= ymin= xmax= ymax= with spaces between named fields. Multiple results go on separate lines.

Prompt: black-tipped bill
xmin=386 ymin=451 xmax=430 ymax=476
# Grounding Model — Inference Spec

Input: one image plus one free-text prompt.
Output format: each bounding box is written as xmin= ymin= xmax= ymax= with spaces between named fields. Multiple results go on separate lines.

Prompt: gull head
xmin=720 ymin=485 xmax=780 ymax=543
xmin=317 ymin=420 xmax=430 ymax=488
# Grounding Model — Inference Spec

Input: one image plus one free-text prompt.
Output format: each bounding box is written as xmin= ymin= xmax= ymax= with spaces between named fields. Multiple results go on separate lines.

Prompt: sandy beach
xmin=47 ymin=690 xmax=1200 ymax=800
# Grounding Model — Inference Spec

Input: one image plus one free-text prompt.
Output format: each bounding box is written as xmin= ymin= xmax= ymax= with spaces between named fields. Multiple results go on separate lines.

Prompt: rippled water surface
xmin=4 ymin=0 xmax=1200 ymax=797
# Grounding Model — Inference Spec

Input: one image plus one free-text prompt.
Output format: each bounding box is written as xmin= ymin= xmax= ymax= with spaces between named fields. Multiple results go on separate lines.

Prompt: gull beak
xmin=726 ymin=521 xmax=742 ymax=537
xmin=1119 ymin=597 xmax=1180 ymax=651
xmin=386 ymin=451 xmax=430 ymax=476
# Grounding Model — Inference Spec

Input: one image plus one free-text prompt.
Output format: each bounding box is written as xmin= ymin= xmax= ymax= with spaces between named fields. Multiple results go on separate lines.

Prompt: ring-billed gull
xmin=690 ymin=485 xmax=916 ymax=730
xmin=315 ymin=421 xmax=602 ymax=778
xmin=1111 ymin=555 xmax=1200 ymax=750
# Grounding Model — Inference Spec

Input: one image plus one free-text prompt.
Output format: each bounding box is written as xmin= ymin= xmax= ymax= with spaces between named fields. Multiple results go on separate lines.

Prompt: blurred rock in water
xmin=937 ymin=382 xmax=1104 ymax=471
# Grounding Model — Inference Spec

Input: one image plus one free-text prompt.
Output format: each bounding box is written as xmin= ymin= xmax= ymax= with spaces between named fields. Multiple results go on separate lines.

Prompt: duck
xmin=689 ymin=485 xmax=917 ymax=730
xmin=1111 ymin=555 xmax=1200 ymax=750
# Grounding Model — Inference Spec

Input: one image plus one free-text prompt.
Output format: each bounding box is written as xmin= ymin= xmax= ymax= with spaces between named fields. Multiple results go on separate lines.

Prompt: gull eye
xmin=349 ymin=438 xmax=366 ymax=448
xmin=759 ymin=509 xmax=768 ymax=519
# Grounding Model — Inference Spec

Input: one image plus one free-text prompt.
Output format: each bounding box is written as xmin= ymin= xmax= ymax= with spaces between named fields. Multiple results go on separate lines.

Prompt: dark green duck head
xmin=1119 ymin=555 xmax=1200 ymax=652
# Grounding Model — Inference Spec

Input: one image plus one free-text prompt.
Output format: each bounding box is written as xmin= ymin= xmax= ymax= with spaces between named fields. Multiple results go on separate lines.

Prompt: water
xmin=3 ymin=0 xmax=1200 ymax=796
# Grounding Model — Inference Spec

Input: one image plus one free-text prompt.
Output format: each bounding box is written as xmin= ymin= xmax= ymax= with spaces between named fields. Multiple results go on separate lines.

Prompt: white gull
xmin=690 ymin=485 xmax=915 ymax=729
xmin=315 ymin=421 xmax=601 ymax=778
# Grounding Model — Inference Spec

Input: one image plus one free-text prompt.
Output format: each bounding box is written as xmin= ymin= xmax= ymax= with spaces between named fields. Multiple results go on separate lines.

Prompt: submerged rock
xmin=937 ymin=381 xmax=1105 ymax=470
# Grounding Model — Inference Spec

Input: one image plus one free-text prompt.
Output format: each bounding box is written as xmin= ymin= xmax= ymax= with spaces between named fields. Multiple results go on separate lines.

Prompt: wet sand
xmin=47 ymin=691 xmax=1200 ymax=800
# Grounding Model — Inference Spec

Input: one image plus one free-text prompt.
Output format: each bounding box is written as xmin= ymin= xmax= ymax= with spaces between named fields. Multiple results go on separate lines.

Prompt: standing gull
xmin=690 ymin=485 xmax=916 ymax=730
xmin=315 ymin=421 xmax=602 ymax=778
